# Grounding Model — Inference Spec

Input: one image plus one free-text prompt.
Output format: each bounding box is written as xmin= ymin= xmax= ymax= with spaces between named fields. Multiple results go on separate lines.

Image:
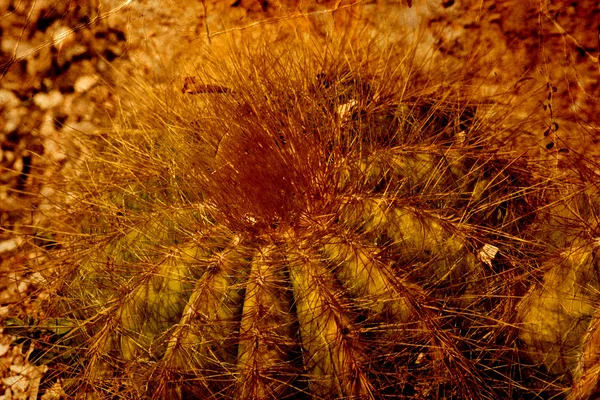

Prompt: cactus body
xmin=31 ymin=37 xmax=600 ymax=400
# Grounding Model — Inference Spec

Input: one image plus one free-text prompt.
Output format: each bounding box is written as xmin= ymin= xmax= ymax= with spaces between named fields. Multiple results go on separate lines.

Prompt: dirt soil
xmin=1 ymin=0 xmax=599 ymax=398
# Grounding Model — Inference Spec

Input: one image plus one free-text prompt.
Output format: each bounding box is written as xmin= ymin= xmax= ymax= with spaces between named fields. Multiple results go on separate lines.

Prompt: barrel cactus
xmin=28 ymin=37 xmax=599 ymax=399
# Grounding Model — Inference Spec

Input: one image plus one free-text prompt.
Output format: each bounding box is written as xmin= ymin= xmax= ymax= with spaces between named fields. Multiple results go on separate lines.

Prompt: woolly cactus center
xmin=210 ymin=121 xmax=325 ymax=230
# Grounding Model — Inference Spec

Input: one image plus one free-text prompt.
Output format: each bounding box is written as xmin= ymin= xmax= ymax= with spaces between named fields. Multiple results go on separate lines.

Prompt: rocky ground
xmin=1 ymin=0 xmax=599 ymax=398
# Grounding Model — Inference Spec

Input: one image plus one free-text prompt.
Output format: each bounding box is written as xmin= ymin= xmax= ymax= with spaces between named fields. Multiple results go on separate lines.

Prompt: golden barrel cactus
xmin=24 ymin=30 xmax=600 ymax=399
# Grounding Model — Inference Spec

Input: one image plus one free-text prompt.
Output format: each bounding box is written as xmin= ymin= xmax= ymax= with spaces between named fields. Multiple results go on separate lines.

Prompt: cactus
xmin=24 ymin=26 xmax=600 ymax=399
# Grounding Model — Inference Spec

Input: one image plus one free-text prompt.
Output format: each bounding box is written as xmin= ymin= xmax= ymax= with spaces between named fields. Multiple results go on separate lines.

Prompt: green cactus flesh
xmin=33 ymin=47 xmax=600 ymax=399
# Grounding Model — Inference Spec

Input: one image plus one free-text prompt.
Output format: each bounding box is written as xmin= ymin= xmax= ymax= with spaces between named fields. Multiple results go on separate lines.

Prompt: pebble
xmin=0 ymin=90 xmax=20 ymax=109
xmin=43 ymin=138 xmax=66 ymax=162
xmin=4 ymin=151 xmax=14 ymax=163
xmin=38 ymin=113 xmax=56 ymax=138
xmin=0 ymin=239 xmax=23 ymax=253
xmin=74 ymin=75 xmax=99 ymax=93
xmin=9 ymin=364 xmax=29 ymax=376
xmin=33 ymin=91 xmax=64 ymax=110
xmin=64 ymin=44 xmax=89 ymax=63
xmin=52 ymin=25 xmax=73 ymax=49
xmin=0 ymin=37 xmax=33 ymax=59
xmin=4 ymin=108 xmax=22 ymax=133
xmin=0 ymin=343 xmax=8 ymax=357
xmin=1 ymin=374 xmax=28 ymax=392
xmin=12 ymin=157 xmax=23 ymax=172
